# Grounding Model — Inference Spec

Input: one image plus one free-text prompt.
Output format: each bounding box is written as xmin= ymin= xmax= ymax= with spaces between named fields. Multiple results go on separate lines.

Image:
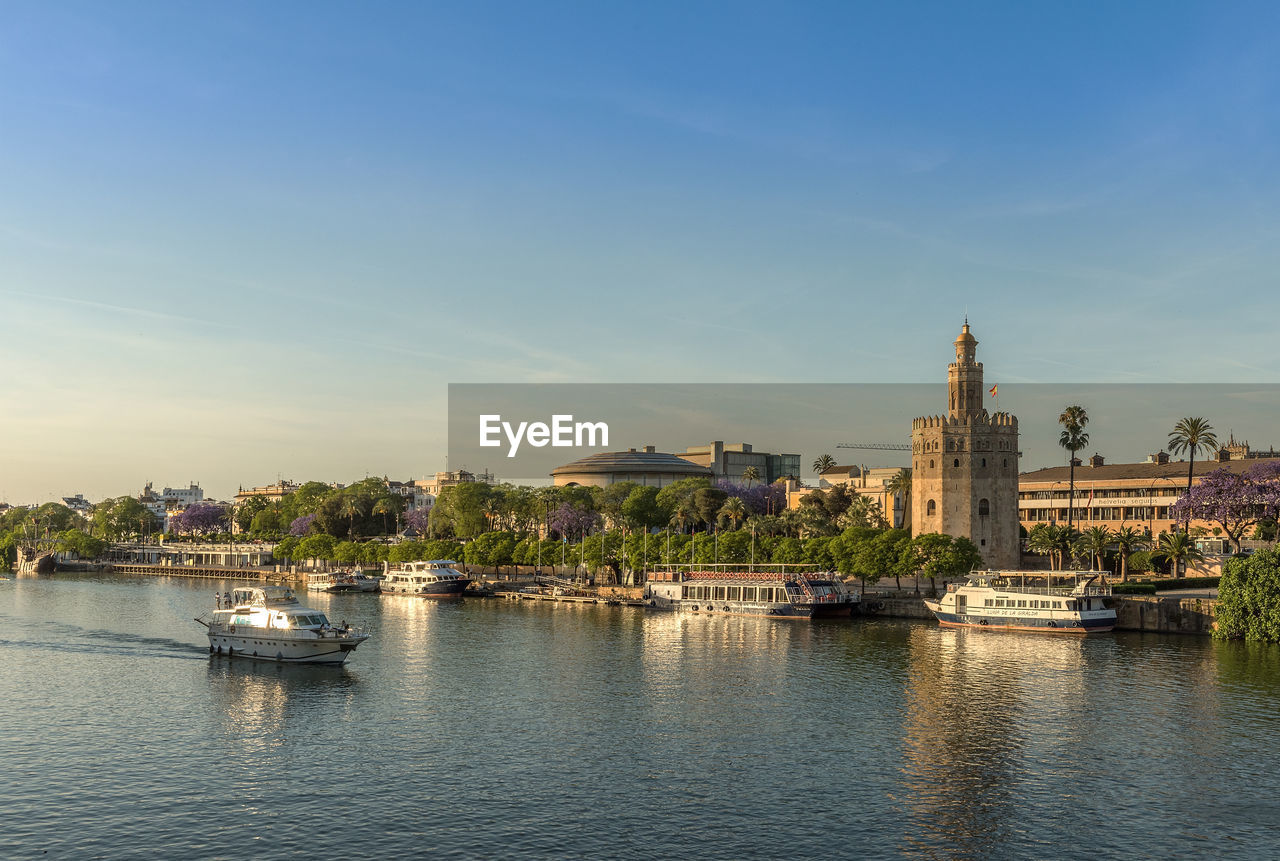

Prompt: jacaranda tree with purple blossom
xmin=172 ymin=503 xmax=228 ymax=535
xmin=289 ymin=513 xmax=318 ymax=537
xmin=549 ymin=503 xmax=600 ymax=539
xmin=1171 ymin=462 xmax=1280 ymax=553
xmin=717 ymin=480 xmax=786 ymax=516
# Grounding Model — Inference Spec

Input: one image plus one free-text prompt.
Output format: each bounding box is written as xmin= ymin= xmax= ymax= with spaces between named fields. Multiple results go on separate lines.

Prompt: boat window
xmin=1054 ymin=601 xmax=1063 ymax=609
xmin=727 ymin=587 xmax=740 ymax=601
xmin=1066 ymin=601 xmax=1076 ymax=611
xmin=713 ymin=587 xmax=726 ymax=601
xmin=984 ymin=599 xmax=993 ymax=607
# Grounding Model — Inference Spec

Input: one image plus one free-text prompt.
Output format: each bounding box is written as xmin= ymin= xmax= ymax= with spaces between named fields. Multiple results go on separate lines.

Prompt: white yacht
xmin=924 ymin=570 xmax=1116 ymax=634
xmin=196 ymin=585 xmax=370 ymax=664
xmin=380 ymin=560 xmax=470 ymax=596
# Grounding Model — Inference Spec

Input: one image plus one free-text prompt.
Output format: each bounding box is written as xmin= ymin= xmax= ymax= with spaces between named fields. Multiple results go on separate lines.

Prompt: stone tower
xmin=911 ymin=322 xmax=1020 ymax=569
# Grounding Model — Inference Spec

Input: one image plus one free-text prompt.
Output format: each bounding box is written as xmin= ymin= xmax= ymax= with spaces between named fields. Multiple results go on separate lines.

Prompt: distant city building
xmin=673 ymin=441 xmax=801 ymax=484
xmin=234 ymin=480 xmax=300 ymax=504
xmin=160 ymin=484 xmax=204 ymax=509
xmin=61 ymin=494 xmax=93 ymax=516
xmin=1019 ymin=452 xmax=1280 ymax=536
xmin=551 ymin=446 xmax=713 ymax=488
xmin=413 ymin=469 xmax=495 ymax=498
xmin=911 ymin=322 xmax=1020 ymax=568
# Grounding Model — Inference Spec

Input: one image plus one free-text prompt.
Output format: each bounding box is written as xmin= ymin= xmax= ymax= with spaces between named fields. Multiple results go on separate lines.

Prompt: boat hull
xmin=206 ymin=632 xmax=367 ymax=664
xmin=381 ymin=579 xmax=470 ymax=597
xmin=925 ymin=606 xmax=1114 ymax=634
xmin=659 ymin=599 xmax=856 ymax=619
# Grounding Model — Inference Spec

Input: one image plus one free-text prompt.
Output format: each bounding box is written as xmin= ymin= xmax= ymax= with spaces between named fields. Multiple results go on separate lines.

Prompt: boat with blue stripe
xmin=923 ymin=570 xmax=1115 ymax=634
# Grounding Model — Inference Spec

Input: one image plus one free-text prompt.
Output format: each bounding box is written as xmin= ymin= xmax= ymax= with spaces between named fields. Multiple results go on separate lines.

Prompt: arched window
xmin=979 ymin=498 xmax=990 ymax=516
xmin=926 ymin=499 xmax=937 ymax=516
xmin=929 ymin=459 xmax=935 ymax=469
xmin=981 ymin=458 xmax=987 ymax=468
xmin=953 ymin=458 xmax=960 ymax=468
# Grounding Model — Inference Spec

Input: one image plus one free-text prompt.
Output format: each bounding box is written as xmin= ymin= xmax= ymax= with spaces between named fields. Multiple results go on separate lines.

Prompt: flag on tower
xmin=988 ymin=384 xmax=998 ymax=397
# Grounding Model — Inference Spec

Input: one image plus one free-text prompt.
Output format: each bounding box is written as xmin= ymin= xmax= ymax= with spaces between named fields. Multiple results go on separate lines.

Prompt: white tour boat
xmin=644 ymin=564 xmax=859 ymax=619
xmin=923 ymin=570 xmax=1116 ymax=634
xmin=379 ymin=560 xmax=470 ymax=597
xmin=196 ymin=585 xmax=370 ymax=664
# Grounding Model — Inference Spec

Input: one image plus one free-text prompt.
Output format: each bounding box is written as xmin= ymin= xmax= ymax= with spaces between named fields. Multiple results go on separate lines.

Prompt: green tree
xmin=297 ymin=534 xmax=337 ymax=565
xmin=234 ymin=496 xmax=271 ymax=532
xmin=741 ymin=466 xmax=761 ymax=488
xmin=719 ymin=497 xmax=748 ymax=530
xmin=1080 ymin=526 xmax=1111 ymax=571
xmin=812 ymin=453 xmax=837 ymax=477
xmin=1111 ymin=526 xmax=1148 ymax=582
xmin=1158 ymin=531 xmax=1203 ymax=578
xmin=885 ymin=468 xmax=912 ymax=531
xmin=466 ymin=531 xmax=517 ymax=574
xmin=833 ymin=526 xmax=881 ymax=596
xmin=669 ymin=503 xmax=696 ymax=535
xmin=1167 ymin=416 xmax=1219 ymax=530
xmin=1214 ymin=549 xmax=1280 ymax=641
xmin=273 ymin=535 xmax=299 ymax=563
xmin=621 ymin=486 xmax=667 ymax=531
xmin=1058 ymin=405 xmax=1090 ymax=530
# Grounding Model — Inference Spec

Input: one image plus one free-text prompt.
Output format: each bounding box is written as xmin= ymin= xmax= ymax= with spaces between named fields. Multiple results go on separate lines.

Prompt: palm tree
xmin=1158 ymin=530 xmax=1204 ymax=578
xmin=1058 ymin=405 xmax=1090 ymax=530
xmin=669 ymin=504 xmax=695 ymax=535
xmin=372 ymin=498 xmax=398 ymax=535
xmin=812 ymin=453 xmax=836 ymax=477
xmin=741 ymin=466 xmax=761 ymax=488
xmin=1168 ymin=417 xmax=1218 ymax=531
xmin=719 ymin=497 xmax=748 ymax=530
xmin=886 ymin=468 xmax=912 ymax=531
xmin=1111 ymin=526 xmax=1148 ymax=582
xmin=1081 ymin=526 xmax=1111 ymax=571
xmin=1026 ymin=523 xmax=1055 ymax=566
xmin=341 ymin=496 xmax=364 ymax=540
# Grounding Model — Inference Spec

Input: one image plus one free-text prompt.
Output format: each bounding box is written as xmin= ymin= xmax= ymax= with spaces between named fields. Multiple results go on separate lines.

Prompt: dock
xmin=103 ymin=563 xmax=284 ymax=582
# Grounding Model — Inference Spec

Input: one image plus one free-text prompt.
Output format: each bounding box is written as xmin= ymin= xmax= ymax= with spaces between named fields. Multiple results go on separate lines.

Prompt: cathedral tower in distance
xmin=911 ymin=322 xmax=1020 ymax=569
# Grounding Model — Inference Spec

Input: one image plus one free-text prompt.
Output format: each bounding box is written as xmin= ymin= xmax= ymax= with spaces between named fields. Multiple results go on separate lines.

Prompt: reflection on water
xmin=5 ymin=575 xmax=1280 ymax=859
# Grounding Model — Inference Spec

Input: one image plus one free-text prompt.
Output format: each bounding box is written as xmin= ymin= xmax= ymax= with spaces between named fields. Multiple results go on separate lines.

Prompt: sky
xmin=2 ymin=1 xmax=1279 ymax=503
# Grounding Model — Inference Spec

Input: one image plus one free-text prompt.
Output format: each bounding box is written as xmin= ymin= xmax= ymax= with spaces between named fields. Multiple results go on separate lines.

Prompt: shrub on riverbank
xmin=1214 ymin=549 xmax=1280 ymax=641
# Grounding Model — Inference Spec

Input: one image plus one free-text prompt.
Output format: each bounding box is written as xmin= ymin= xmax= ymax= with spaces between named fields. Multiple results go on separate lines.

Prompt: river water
xmin=2 ymin=573 xmax=1278 ymax=860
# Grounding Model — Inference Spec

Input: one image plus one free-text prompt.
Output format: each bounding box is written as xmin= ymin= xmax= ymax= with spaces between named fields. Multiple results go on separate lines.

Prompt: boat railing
xmin=959 ymin=582 xmax=1111 ymax=597
xmin=205 ymin=619 xmax=367 ymax=640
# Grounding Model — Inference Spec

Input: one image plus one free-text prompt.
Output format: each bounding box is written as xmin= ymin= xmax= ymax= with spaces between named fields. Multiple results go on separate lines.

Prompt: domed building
xmin=551 ymin=446 xmax=713 ymax=488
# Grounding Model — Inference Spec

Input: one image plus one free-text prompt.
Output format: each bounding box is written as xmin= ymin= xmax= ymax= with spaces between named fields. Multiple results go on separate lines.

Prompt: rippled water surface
xmin=3 ymin=573 xmax=1280 ymax=859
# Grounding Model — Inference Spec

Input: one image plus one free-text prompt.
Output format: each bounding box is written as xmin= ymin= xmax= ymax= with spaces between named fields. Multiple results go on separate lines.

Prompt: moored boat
xmin=923 ymin=570 xmax=1116 ymax=634
xmin=195 ymin=585 xmax=370 ymax=664
xmin=306 ymin=570 xmax=360 ymax=592
xmin=644 ymin=564 xmax=858 ymax=619
xmin=380 ymin=560 xmax=470 ymax=597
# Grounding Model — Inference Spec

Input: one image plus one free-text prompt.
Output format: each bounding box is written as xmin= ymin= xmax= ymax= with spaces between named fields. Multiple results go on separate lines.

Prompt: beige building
xmin=552 ymin=446 xmax=713 ymax=488
xmin=234 ymin=480 xmax=301 ymax=504
xmin=673 ymin=441 xmax=800 ymax=484
xmin=911 ymin=322 xmax=1020 ymax=568
xmin=1019 ymin=449 xmax=1280 ymax=537
xmin=818 ymin=465 xmax=908 ymax=529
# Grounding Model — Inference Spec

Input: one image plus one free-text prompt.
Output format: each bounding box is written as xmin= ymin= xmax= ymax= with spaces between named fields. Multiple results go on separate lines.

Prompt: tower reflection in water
xmin=898 ymin=626 xmax=1090 ymax=858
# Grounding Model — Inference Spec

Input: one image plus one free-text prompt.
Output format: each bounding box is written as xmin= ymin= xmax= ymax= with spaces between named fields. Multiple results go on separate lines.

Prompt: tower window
xmin=930 ymin=459 xmax=935 ymax=469
xmin=981 ymin=458 xmax=987 ymax=467
xmin=953 ymin=458 xmax=960 ymax=468
xmin=927 ymin=500 xmax=937 ymax=516
xmin=979 ymin=498 xmax=990 ymax=516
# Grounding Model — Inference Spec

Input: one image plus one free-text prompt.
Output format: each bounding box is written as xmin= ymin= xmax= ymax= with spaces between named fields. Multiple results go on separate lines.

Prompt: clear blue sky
xmin=2 ymin=2 xmax=1279 ymax=502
